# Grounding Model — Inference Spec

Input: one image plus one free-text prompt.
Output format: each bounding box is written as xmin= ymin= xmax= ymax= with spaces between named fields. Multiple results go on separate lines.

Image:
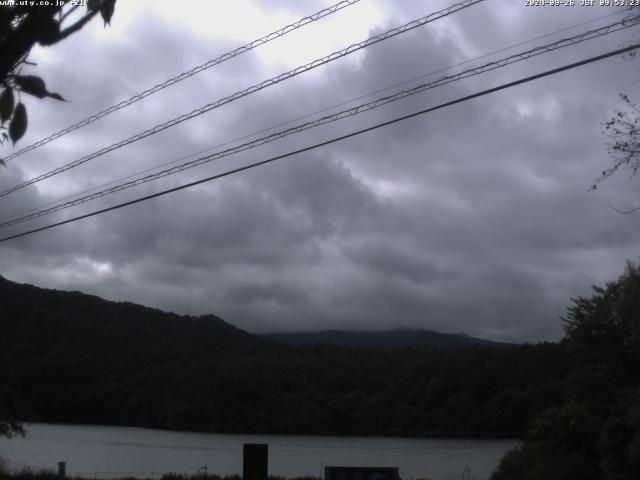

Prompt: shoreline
xmin=16 ymin=422 xmax=522 ymax=443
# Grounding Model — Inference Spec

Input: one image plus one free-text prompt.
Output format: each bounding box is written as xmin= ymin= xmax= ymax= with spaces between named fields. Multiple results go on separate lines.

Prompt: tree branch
xmin=59 ymin=4 xmax=80 ymax=24
xmin=0 ymin=8 xmax=59 ymax=82
xmin=49 ymin=8 xmax=99 ymax=44
xmin=606 ymin=196 xmax=640 ymax=214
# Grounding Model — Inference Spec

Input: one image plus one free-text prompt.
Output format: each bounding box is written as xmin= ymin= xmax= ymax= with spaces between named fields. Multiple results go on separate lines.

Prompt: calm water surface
xmin=0 ymin=424 xmax=518 ymax=480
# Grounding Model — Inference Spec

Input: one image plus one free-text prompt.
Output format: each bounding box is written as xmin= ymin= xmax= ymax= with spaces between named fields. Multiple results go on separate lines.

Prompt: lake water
xmin=0 ymin=424 xmax=518 ymax=480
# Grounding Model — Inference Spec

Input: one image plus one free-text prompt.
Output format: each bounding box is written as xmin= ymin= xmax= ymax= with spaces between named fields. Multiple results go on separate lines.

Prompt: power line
xmin=348 ymin=8 xmax=628 ymax=108
xmin=1 ymin=43 xmax=636 ymax=243
xmin=1 ymin=6 xmax=624 ymax=226
xmin=2 ymin=10 xmax=622 ymax=227
xmin=0 ymin=0 xmax=362 ymax=164
xmin=3 ymin=7 xmax=623 ymax=225
xmin=2 ymin=14 xmax=637 ymax=229
xmin=0 ymin=0 xmax=485 ymax=198
xmin=0 ymin=6 xmax=626 ymax=228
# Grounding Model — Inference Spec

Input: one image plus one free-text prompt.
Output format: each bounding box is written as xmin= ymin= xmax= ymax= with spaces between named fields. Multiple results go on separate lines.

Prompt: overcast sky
xmin=1 ymin=0 xmax=639 ymax=342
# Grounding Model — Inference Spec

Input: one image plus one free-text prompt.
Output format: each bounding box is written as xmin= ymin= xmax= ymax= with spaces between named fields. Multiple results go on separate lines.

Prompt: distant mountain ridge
xmin=0 ymin=274 xmax=508 ymax=352
xmin=0 ymin=274 xmax=270 ymax=356
xmin=263 ymin=328 xmax=511 ymax=350
xmin=0 ymin=274 xmax=561 ymax=438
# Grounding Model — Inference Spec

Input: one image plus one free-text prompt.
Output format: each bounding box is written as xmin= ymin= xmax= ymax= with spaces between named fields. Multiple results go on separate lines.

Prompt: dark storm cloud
xmin=343 ymin=238 xmax=457 ymax=285
xmin=1 ymin=0 xmax=639 ymax=342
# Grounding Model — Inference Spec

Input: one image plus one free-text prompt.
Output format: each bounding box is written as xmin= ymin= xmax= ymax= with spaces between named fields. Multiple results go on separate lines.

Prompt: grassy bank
xmin=0 ymin=471 xmax=321 ymax=480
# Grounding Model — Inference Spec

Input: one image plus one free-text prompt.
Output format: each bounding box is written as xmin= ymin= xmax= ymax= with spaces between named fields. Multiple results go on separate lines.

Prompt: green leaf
xmin=101 ymin=0 xmax=116 ymax=25
xmin=87 ymin=0 xmax=102 ymax=11
xmin=0 ymin=88 xmax=14 ymax=124
xmin=0 ymin=8 xmax=15 ymax=39
xmin=13 ymin=75 xmax=65 ymax=101
xmin=47 ymin=92 xmax=66 ymax=102
xmin=9 ymin=103 xmax=27 ymax=145
xmin=13 ymin=75 xmax=47 ymax=98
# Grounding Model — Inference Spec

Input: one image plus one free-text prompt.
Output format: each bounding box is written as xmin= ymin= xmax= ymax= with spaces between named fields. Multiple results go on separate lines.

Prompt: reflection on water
xmin=0 ymin=423 xmax=519 ymax=480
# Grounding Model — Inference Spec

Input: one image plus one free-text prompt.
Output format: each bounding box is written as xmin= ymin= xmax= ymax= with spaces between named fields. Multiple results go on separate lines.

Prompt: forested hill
xmin=263 ymin=329 xmax=511 ymax=350
xmin=0 ymin=275 xmax=270 ymax=355
xmin=0 ymin=274 xmax=564 ymax=438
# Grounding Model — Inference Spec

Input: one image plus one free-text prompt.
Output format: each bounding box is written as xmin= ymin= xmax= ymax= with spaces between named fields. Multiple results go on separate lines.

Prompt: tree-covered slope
xmin=0 ymin=275 xmax=269 ymax=357
xmin=263 ymin=328 xmax=511 ymax=350
xmin=0 ymin=275 xmax=562 ymax=438
xmin=491 ymin=263 xmax=640 ymax=480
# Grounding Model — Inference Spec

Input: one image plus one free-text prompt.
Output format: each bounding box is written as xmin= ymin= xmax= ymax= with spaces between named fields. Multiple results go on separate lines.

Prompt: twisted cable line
xmin=4 ymin=5 xmax=616 ymax=225
xmin=0 ymin=0 xmax=362 ymax=163
xmin=0 ymin=0 xmax=485 ymax=198
xmin=1 ymin=43 xmax=637 ymax=243
xmin=2 ymin=14 xmax=636 ymax=229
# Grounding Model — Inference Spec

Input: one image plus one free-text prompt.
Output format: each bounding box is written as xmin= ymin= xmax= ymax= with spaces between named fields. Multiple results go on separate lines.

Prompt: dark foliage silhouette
xmin=0 ymin=275 xmax=561 ymax=438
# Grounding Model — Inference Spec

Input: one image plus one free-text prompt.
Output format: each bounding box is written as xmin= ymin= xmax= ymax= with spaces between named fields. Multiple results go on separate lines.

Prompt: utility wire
xmin=1 ymin=43 xmax=637 ymax=243
xmin=1 ymin=14 xmax=637 ymax=229
xmin=0 ymin=0 xmax=362 ymax=164
xmin=1 ymin=7 xmax=624 ymax=225
xmin=0 ymin=7 xmax=625 ymax=227
xmin=1 ymin=6 xmax=625 ymax=227
xmin=0 ymin=0 xmax=485 ymax=198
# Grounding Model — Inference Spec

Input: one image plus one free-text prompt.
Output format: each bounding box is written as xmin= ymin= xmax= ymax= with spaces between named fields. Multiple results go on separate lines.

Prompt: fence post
xmin=243 ymin=444 xmax=268 ymax=480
